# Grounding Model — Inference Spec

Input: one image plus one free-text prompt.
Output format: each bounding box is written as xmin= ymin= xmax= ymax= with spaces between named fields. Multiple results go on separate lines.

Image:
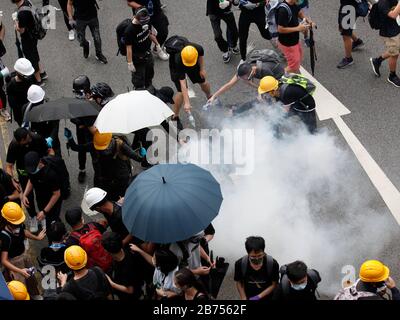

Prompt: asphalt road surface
xmin=1 ymin=0 xmax=400 ymax=300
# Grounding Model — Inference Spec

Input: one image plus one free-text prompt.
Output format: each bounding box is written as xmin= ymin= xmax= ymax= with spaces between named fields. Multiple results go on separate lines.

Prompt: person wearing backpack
xmin=12 ymin=0 xmax=48 ymax=85
xmin=272 ymin=260 xmax=321 ymax=301
xmin=208 ymin=49 xmax=285 ymax=103
xmin=67 ymin=0 xmax=108 ymax=64
xmin=206 ymin=0 xmax=240 ymax=64
xmin=57 ymin=245 xmax=113 ymax=300
xmin=334 ymin=260 xmax=400 ymax=300
xmin=276 ymin=0 xmax=315 ymax=74
xmin=369 ymin=1 xmax=400 ymax=87
xmin=337 ymin=0 xmax=365 ymax=69
xmin=63 ymin=207 xmax=112 ymax=273
xmin=22 ymin=151 xmax=65 ymax=236
xmin=234 ymin=236 xmax=279 ymax=300
xmin=258 ymin=75 xmax=317 ymax=133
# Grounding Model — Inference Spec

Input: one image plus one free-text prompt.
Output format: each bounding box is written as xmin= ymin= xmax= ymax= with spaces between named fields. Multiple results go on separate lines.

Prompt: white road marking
xmin=300 ymin=66 xmax=400 ymax=225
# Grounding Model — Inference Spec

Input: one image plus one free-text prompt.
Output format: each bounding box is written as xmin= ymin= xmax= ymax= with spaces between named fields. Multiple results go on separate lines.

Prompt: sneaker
xmin=370 ymin=57 xmax=381 ymax=77
xmin=153 ymin=46 xmax=169 ymax=61
xmin=222 ymin=51 xmax=232 ymax=64
xmin=230 ymin=46 xmax=240 ymax=55
xmin=40 ymin=71 xmax=48 ymax=80
xmin=68 ymin=29 xmax=75 ymax=41
xmin=352 ymin=38 xmax=364 ymax=51
xmin=96 ymin=53 xmax=108 ymax=64
xmin=83 ymin=41 xmax=90 ymax=59
xmin=78 ymin=170 xmax=86 ymax=183
xmin=30 ymin=216 xmax=38 ymax=233
xmin=337 ymin=57 xmax=354 ymax=69
xmin=387 ymin=73 xmax=400 ymax=87
xmin=0 ymin=109 xmax=11 ymax=122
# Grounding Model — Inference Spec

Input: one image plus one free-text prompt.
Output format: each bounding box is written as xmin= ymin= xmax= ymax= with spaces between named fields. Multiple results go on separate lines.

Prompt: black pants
xmin=76 ymin=125 xmax=92 ymax=171
xmin=239 ymin=9 xmax=271 ymax=60
xmin=36 ymin=196 xmax=62 ymax=241
xmin=76 ymin=17 xmax=103 ymax=55
xmin=42 ymin=0 xmax=72 ymax=31
xmin=151 ymin=12 xmax=169 ymax=46
xmin=96 ymin=177 xmax=130 ymax=201
xmin=21 ymin=37 xmax=40 ymax=72
xmin=131 ymin=53 xmax=154 ymax=89
xmin=289 ymin=109 xmax=317 ymax=134
xmin=209 ymin=12 xmax=239 ymax=53
xmin=0 ymin=77 xmax=6 ymax=109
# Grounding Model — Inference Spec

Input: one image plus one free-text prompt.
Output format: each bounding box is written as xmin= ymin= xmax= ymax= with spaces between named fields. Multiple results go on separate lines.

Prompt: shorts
xmin=172 ymin=65 xmax=205 ymax=92
xmin=277 ymin=42 xmax=303 ymax=72
xmin=383 ymin=34 xmax=400 ymax=56
xmin=338 ymin=5 xmax=356 ymax=36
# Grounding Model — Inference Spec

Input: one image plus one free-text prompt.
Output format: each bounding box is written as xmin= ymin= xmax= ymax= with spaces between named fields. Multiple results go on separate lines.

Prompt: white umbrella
xmin=94 ymin=90 xmax=174 ymax=133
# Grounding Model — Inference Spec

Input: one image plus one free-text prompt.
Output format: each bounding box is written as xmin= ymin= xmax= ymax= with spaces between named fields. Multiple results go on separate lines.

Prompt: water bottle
xmin=147 ymin=0 xmax=154 ymax=16
xmin=187 ymin=111 xmax=196 ymax=128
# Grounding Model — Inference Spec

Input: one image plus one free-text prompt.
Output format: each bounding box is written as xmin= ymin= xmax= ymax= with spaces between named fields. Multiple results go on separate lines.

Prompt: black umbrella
xmin=15 ymin=30 xmax=24 ymax=59
xmin=309 ymin=27 xmax=317 ymax=76
xmin=25 ymin=98 xmax=101 ymax=122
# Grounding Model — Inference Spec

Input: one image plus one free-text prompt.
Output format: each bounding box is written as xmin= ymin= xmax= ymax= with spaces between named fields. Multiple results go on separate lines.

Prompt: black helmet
xmin=73 ymin=75 xmax=91 ymax=98
xmin=135 ymin=7 xmax=150 ymax=25
xmin=91 ymin=83 xmax=114 ymax=106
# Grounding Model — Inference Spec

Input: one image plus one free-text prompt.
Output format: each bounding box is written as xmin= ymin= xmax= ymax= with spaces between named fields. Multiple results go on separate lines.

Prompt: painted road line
xmin=300 ymin=66 xmax=400 ymax=225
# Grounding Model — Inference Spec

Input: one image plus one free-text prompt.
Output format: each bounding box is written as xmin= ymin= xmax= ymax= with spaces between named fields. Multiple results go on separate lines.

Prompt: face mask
xmin=291 ymin=282 xmax=307 ymax=291
xmin=249 ymin=256 xmax=264 ymax=265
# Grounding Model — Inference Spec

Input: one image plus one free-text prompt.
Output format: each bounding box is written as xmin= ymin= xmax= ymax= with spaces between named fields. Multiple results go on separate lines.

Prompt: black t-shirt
xmin=272 ymin=275 xmax=318 ymax=301
xmin=17 ymin=1 xmax=36 ymax=42
xmin=6 ymin=77 xmax=34 ymax=124
xmin=29 ymin=166 xmax=61 ymax=203
xmin=127 ymin=0 xmax=162 ymax=16
xmin=277 ymin=1 xmax=300 ymax=47
xmin=279 ymin=84 xmax=316 ymax=111
xmin=104 ymin=203 xmax=130 ymax=239
xmin=6 ymin=133 xmax=48 ymax=173
xmin=111 ymin=249 xmax=144 ymax=300
xmin=234 ymin=256 xmax=279 ymax=299
xmin=65 ymin=222 xmax=106 ymax=247
xmin=62 ymin=267 xmax=112 ymax=300
xmin=0 ymin=225 xmax=26 ymax=259
xmin=206 ymin=0 xmax=232 ymax=16
xmin=124 ymin=21 xmax=152 ymax=55
xmin=169 ymin=43 xmax=205 ymax=80
xmin=379 ymin=0 xmax=400 ymax=38
xmin=72 ymin=0 xmax=98 ymax=21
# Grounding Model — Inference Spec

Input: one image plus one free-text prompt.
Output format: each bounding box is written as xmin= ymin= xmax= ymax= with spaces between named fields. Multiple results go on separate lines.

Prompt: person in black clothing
xmin=237 ymin=0 xmax=272 ymax=61
xmin=125 ymin=7 xmax=158 ymax=90
xmin=42 ymin=0 xmax=75 ymax=41
xmin=370 ymin=0 xmax=400 ymax=87
xmin=101 ymin=232 xmax=144 ymax=300
xmin=6 ymin=128 xmax=51 ymax=228
xmin=174 ymin=267 xmax=210 ymax=300
xmin=337 ymin=0 xmax=364 ymax=69
xmin=273 ymin=260 xmax=321 ymax=301
xmin=127 ymin=0 xmax=170 ymax=59
xmin=6 ymin=58 xmax=35 ymax=126
xmin=258 ymin=75 xmax=317 ymax=134
xmin=12 ymin=0 xmax=47 ymax=84
xmin=207 ymin=0 xmax=239 ymax=64
xmin=0 ymin=22 xmax=11 ymax=122
xmin=0 ymin=169 xmax=20 ymax=209
xmin=234 ymin=236 xmax=279 ymax=300
xmin=22 ymin=151 xmax=63 ymax=235
xmin=67 ymin=0 xmax=108 ymax=63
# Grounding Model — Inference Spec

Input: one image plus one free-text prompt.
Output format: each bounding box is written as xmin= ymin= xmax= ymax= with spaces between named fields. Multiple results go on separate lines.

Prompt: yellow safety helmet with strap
xmin=258 ymin=76 xmax=279 ymax=94
xmin=7 ymin=280 xmax=30 ymax=300
xmin=1 ymin=202 xmax=25 ymax=225
xmin=64 ymin=245 xmax=88 ymax=270
xmin=181 ymin=45 xmax=199 ymax=67
xmin=93 ymin=131 xmax=112 ymax=151
xmin=359 ymin=260 xmax=390 ymax=283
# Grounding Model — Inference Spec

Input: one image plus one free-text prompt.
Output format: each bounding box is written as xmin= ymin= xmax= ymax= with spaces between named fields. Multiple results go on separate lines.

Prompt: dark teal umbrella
xmin=122 ymin=164 xmax=223 ymax=243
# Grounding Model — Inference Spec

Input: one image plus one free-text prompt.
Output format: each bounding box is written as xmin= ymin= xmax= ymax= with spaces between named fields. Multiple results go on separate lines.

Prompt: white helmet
xmin=14 ymin=58 xmax=35 ymax=76
xmin=27 ymin=85 xmax=45 ymax=104
xmin=84 ymin=187 xmax=107 ymax=209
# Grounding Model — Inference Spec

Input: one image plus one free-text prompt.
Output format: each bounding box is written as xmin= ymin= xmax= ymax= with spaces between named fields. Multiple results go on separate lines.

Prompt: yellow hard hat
xmin=181 ymin=46 xmax=199 ymax=67
xmin=93 ymin=131 xmax=112 ymax=151
xmin=7 ymin=281 xmax=30 ymax=300
xmin=64 ymin=245 xmax=88 ymax=270
xmin=359 ymin=260 xmax=390 ymax=283
xmin=258 ymin=76 xmax=279 ymax=95
xmin=1 ymin=202 xmax=25 ymax=225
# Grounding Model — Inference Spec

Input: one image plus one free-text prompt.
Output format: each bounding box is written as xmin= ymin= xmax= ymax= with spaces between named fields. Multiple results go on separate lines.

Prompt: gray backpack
xmin=334 ymin=280 xmax=380 ymax=300
xmin=265 ymin=0 xmax=292 ymax=39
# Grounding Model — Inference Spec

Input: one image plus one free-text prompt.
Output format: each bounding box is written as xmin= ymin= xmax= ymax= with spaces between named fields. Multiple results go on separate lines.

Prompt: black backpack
xmin=164 ymin=35 xmax=189 ymax=55
xmin=19 ymin=0 xmax=47 ymax=40
xmin=116 ymin=18 xmax=132 ymax=56
xmin=368 ymin=2 xmax=382 ymax=30
xmin=279 ymin=265 xmax=321 ymax=298
xmin=42 ymin=156 xmax=71 ymax=200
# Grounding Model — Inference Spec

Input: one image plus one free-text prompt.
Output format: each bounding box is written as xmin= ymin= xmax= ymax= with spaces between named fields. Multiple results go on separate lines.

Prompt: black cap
xmin=24 ymin=151 xmax=40 ymax=174
xmin=157 ymin=86 xmax=175 ymax=104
